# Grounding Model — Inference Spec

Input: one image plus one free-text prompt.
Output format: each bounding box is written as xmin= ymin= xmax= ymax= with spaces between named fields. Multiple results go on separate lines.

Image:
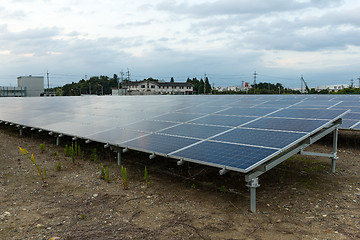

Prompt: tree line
xmin=50 ymin=74 xmax=359 ymax=96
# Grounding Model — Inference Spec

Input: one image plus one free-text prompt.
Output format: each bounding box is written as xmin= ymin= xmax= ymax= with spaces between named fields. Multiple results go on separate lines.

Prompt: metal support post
xmin=117 ymin=151 xmax=121 ymax=166
xmin=19 ymin=128 xmax=23 ymax=136
xmin=56 ymin=136 xmax=60 ymax=146
xmin=331 ymin=126 xmax=339 ymax=173
xmin=246 ymin=178 xmax=260 ymax=213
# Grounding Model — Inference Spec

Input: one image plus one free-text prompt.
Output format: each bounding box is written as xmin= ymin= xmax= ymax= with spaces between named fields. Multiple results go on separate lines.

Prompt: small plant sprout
xmin=121 ymin=166 xmax=128 ymax=190
xmin=100 ymin=163 xmax=105 ymax=179
xmin=18 ymin=147 xmax=46 ymax=181
xmin=39 ymin=143 xmax=45 ymax=153
xmin=55 ymin=151 xmax=60 ymax=161
xmin=144 ymin=166 xmax=151 ymax=187
xmin=91 ymin=148 xmax=98 ymax=163
xmin=56 ymin=161 xmax=62 ymax=171
xmin=105 ymin=166 xmax=110 ymax=183
xmin=64 ymin=144 xmax=69 ymax=157
xmin=79 ymin=213 xmax=86 ymax=220
xmin=219 ymin=185 xmax=227 ymax=193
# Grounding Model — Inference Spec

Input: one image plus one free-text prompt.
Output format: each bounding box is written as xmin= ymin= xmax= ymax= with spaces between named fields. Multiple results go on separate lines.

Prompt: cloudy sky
xmin=0 ymin=0 xmax=359 ymax=88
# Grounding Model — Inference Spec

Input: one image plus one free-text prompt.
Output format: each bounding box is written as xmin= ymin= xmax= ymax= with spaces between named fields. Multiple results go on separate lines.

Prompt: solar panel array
xmin=0 ymin=95 xmax=355 ymax=173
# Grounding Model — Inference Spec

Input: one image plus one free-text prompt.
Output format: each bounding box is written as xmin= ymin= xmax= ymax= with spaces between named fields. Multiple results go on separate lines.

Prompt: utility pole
xmin=253 ymin=71 xmax=257 ymax=94
xmin=46 ymin=70 xmax=49 ymax=94
xmin=126 ymin=68 xmax=130 ymax=81
xmin=358 ymin=77 xmax=360 ymax=88
xmin=301 ymin=74 xmax=303 ymax=93
xmin=350 ymin=79 xmax=354 ymax=88
xmin=86 ymin=74 xmax=90 ymax=94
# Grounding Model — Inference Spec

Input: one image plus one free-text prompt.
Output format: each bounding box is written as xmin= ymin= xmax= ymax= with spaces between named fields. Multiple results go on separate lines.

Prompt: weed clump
xmin=19 ymin=147 xmax=46 ymax=181
xmin=121 ymin=166 xmax=128 ymax=190
xmin=39 ymin=143 xmax=45 ymax=153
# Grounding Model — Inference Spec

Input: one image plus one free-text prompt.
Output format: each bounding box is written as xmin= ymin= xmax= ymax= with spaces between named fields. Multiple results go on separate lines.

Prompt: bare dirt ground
xmin=0 ymin=127 xmax=359 ymax=240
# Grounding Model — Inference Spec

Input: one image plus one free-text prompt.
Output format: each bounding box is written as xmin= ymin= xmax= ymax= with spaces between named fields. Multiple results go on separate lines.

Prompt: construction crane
xmin=301 ymin=76 xmax=310 ymax=93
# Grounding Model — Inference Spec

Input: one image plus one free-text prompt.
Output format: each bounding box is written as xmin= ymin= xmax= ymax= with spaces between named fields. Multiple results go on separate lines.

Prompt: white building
xmin=17 ymin=75 xmax=44 ymax=97
xmin=120 ymin=80 xmax=193 ymax=95
xmin=315 ymin=84 xmax=350 ymax=92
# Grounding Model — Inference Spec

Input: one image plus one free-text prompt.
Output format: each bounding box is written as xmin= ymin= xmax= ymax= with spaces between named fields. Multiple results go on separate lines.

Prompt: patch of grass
xmin=79 ymin=214 xmax=86 ymax=220
xmin=39 ymin=143 xmax=45 ymax=153
xmin=56 ymin=161 xmax=62 ymax=171
xmin=191 ymin=183 xmax=197 ymax=189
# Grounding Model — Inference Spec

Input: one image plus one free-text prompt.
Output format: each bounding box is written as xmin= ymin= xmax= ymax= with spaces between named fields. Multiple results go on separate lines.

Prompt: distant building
xmin=0 ymin=86 xmax=27 ymax=97
xmin=119 ymin=80 xmax=193 ymax=95
xmin=315 ymin=84 xmax=349 ymax=92
xmin=17 ymin=75 xmax=44 ymax=97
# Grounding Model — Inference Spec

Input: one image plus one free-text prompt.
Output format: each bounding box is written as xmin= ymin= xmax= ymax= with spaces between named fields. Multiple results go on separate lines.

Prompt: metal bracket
xmin=246 ymin=178 xmax=260 ymax=213
xmin=72 ymin=136 xmax=77 ymax=141
xmin=149 ymin=153 xmax=156 ymax=159
xmin=177 ymin=159 xmax=185 ymax=166
xmin=122 ymin=147 xmax=129 ymax=153
xmin=219 ymin=167 xmax=228 ymax=175
xmin=104 ymin=143 xmax=110 ymax=148
xmin=85 ymin=139 xmax=91 ymax=144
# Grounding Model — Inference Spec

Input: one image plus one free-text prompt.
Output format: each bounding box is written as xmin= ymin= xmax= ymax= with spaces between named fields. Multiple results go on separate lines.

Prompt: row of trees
xmin=52 ymin=74 xmax=360 ymax=96
xmin=59 ymin=74 xmax=119 ymax=96
xmin=186 ymin=77 xmax=212 ymax=94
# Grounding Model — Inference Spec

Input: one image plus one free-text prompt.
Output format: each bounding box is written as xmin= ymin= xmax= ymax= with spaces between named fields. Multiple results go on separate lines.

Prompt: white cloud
xmin=0 ymin=0 xmax=359 ymax=88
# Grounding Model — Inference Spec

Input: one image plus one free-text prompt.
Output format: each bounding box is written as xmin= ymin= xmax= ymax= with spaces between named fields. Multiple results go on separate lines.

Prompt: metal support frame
xmin=111 ymin=147 xmax=123 ymax=166
xmin=56 ymin=134 xmax=63 ymax=146
xmin=244 ymin=119 xmax=341 ymax=213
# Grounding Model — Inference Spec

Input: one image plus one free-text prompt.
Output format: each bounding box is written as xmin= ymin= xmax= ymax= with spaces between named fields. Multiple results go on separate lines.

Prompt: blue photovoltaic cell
xmin=332 ymin=106 xmax=360 ymax=113
xmin=339 ymin=120 xmax=360 ymax=129
xmin=189 ymin=115 xmax=257 ymax=127
xmin=159 ymin=123 xmax=230 ymax=139
xmin=342 ymin=112 xmax=360 ymax=120
xmin=243 ymin=117 xmax=329 ymax=132
xmin=42 ymin=121 xmax=107 ymax=137
xmin=152 ymin=112 xmax=205 ymax=122
xmin=218 ymin=107 xmax=277 ymax=116
xmin=124 ymin=120 xmax=177 ymax=132
xmin=86 ymin=128 xmax=147 ymax=144
xmin=268 ymin=108 xmax=347 ymax=120
xmin=213 ymin=128 xmax=306 ymax=148
xmin=173 ymin=141 xmax=278 ymax=171
xmin=124 ymin=134 xmax=200 ymax=154
xmin=176 ymin=106 xmax=224 ymax=114
xmin=353 ymin=123 xmax=360 ymax=130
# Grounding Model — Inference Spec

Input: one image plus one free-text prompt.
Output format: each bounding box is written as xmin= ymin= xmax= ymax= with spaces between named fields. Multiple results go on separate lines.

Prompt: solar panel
xmin=189 ymin=115 xmax=257 ymax=127
xmin=212 ymin=128 xmax=306 ymax=148
xmin=124 ymin=120 xmax=177 ymax=132
xmin=268 ymin=108 xmax=348 ymax=120
xmin=123 ymin=133 xmax=200 ymax=155
xmin=171 ymin=141 xmax=278 ymax=171
xmin=158 ymin=123 xmax=231 ymax=139
xmin=217 ymin=107 xmax=278 ymax=116
xmin=242 ymin=117 xmax=329 ymax=132
xmin=0 ymin=95 xmax=351 ymax=176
